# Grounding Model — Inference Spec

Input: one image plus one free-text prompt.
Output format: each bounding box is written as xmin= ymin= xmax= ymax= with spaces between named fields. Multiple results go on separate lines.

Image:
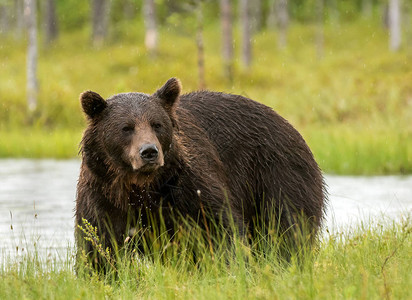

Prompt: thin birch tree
xmin=388 ymin=0 xmax=401 ymax=51
xmin=143 ymin=0 xmax=158 ymax=55
xmin=240 ymin=0 xmax=252 ymax=68
xmin=15 ymin=0 xmax=24 ymax=39
xmin=316 ymin=0 xmax=324 ymax=59
xmin=25 ymin=0 xmax=38 ymax=112
xmin=0 ymin=2 xmax=10 ymax=35
xmin=92 ymin=0 xmax=110 ymax=46
xmin=123 ymin=0 xmax=135 ymax=20
xmin=276 ymin=0 xmax=289 ymax=49
xmin=362 ymin=0 xmax=373 ymax=18
xmin=42 ymin=0 xmax=58 ymax=45
xmin=220 ymin=0 xmax=233 ymax=81
xmin=250 ymin=0 xmax=262 ymax=33
xmin=329 ymin=0 xmax=339 ymax=25
xmin=196 ymin=0 xmax=206 ymax=89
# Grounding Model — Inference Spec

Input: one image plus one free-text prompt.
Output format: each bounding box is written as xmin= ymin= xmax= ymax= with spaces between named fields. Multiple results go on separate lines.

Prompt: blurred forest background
xmin=0 ymin=0 xmax=411 ymax=174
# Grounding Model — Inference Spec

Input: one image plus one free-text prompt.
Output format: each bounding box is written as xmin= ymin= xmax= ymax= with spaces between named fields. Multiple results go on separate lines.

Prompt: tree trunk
xmin=143 ymin=0 xmax=158 ymax=55
xmin=240 ymin=0 xmax=252 ymax=68
xmin=388 ymin=0 xmax=401 ymax=51
xmin=196 ymin=1 xmax=206 ymax=90
xmin=250 ymin=0 xmax=262 ymax=33
xmin=220 ymin=0 xmax=233 ymax=82
xmin=362 ymin=0 xmax=373 ymax=18
xmin=43 ymin=0 xmax=58 ymax=45
xmin=92 ymin=0 xmax=110 ymax=46
xmin=25 ymin=0 xmax=38 ymax=112
xmin=0 ymin=4 xmax=10 ymax=35
xmin=404 ymin=0 xmax=411 ymax=47
xmin=15 ymin=0 xmax=25 ymax=39
xmin=123 ymin=0 xmax=135 ymax=20
xmin=268 ymin=0 xmax=276 ymax=29
xmin=316 ymin=0 xmax=324 ymax=59
xmin=276 ymin=0 xmax=289 ymax=49
xmin=268 ymin=0 xmax=289 ymax=47
xmin=329 ymin=0 xmax=339 ymax=25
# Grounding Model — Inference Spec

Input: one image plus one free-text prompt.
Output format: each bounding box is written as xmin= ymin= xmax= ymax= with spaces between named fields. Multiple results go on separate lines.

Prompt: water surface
xmin=1 ymin=159 xmax=410 ymax=259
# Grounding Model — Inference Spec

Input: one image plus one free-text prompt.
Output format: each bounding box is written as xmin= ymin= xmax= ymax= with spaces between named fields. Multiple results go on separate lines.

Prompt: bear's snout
xmin=140 ymin=144 xmax=159 ymax=162
xmin=127 ymin=121 xmax=165 ymax=173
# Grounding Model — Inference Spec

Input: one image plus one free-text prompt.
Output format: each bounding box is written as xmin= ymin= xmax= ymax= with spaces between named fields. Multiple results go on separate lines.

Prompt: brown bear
xmin=75 ymin=78 xmax=326 ymax=265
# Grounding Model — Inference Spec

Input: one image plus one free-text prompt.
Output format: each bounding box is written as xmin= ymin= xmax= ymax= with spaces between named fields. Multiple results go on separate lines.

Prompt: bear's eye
xmin=152 ymin=123 xmax=162 ymax=130
xmin=122 ymin=126 xmax=134 ymax=133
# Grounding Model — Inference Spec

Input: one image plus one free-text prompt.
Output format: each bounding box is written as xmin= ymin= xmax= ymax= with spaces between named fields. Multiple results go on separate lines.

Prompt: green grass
xmin=1 ymin=19 xmax=411 ymax=174
xmin=1 ymin=216 xmax=410 ymax=299
xmin=0 ymin=129 xmax=82 ymax=158
xmin=303 ymin=126 xmax=412 ymax=175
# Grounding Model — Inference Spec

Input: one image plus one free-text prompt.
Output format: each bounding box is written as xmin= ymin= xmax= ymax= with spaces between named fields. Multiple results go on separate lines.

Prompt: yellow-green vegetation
xmin=0 ymin=129 xmax=81 ymax=158
xmin=1 ymin=216 xmax=410 ymax=299
xmin=1 ymin=20 xmax=411 ymax=174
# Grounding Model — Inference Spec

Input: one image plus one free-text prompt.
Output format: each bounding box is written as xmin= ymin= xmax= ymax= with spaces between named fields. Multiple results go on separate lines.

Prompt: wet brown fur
xmin=180 ymin=91 xmax=327 ymax=238
xmin=75 ymin=78 xmax=326 ymax=264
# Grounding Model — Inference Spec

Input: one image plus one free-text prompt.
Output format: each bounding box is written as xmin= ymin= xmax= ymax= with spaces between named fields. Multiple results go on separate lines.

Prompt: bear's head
xmin=80 ymin=78 xmax=182 ymax=186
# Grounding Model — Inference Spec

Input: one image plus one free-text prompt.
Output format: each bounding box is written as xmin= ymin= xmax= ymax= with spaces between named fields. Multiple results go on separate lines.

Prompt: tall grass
xmin=1 ymin=216 xmax=410 ymax=299
xmin=0 ymin=129 xmax=82 ymax=158
xmin=304 ymin=126 xmax=412 ymax=175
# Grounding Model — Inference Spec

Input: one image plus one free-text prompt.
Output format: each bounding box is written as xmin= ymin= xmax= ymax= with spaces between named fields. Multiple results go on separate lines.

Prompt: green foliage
xmin=56 ymin=0 xmax=90 ymax=31
xmin=0 ymin=216 xmax=410 ymax=299
xmin=1 ymin=16 xmax=411 ymax=174
xmin=304 ymin=126 xmax=412 ymax=175
xmin=0 ymin=129 xmax=81 ymax=158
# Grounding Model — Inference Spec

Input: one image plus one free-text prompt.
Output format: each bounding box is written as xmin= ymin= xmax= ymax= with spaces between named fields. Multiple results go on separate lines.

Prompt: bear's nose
xmin=139 ymin=144 xmax=159 ymax=162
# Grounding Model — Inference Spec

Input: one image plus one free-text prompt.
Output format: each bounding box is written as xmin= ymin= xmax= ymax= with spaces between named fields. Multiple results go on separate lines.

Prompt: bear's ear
xmin=153 ymin=78 xmax=182 ymax=110
xmin=80 ymin=91 xmax=107 ymax=119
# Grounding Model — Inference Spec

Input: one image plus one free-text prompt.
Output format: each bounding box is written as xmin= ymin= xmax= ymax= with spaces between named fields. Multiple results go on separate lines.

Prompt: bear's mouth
xmin=129 ymin=163 xmax=160 ymax=187
xmin=135 ymin=162 xmax=159 ymax=175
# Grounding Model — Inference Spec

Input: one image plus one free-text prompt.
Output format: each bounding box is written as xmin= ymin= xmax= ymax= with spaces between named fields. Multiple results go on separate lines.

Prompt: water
xmin=0 ymin=159 xmax=411 ymax=259
xmin=0 ymin=159 xmax=78 ymax=260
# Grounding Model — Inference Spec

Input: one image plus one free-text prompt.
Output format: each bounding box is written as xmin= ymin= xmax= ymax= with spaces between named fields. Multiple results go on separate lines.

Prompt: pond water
xmin=0 ymin=159 xmax=411 ymax=260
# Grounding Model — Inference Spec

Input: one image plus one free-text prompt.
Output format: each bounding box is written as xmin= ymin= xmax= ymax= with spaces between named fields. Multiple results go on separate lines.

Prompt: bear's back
xmin=179 ymin=91 xmax=302 ymax=153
